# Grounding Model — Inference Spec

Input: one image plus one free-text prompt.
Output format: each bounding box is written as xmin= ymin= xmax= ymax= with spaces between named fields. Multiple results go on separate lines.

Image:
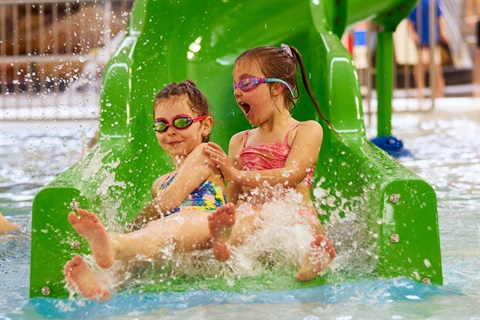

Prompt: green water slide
xmin=30 ymin=0 xmax=442 ymax=299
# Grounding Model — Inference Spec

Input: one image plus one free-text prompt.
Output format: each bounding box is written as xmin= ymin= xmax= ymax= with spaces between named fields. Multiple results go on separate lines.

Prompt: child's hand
xmin=205 ymin=142 xmax=236 ymax=181
xmin=205 ymin=142 xmax=229 ymax=167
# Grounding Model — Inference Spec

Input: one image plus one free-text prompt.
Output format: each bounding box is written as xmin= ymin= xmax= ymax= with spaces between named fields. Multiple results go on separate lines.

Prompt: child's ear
xmin=200 ymin=116 xmax=213 ymax=137
xmin=271 ymin=82 xmax=285 ymax=97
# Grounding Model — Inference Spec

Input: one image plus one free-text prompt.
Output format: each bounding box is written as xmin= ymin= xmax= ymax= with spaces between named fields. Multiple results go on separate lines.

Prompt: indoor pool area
xmin=1 ymin=0 xmax=480 ymax=318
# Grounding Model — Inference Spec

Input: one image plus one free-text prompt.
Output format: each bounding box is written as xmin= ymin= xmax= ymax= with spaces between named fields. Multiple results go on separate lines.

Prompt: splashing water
xmin=77 ymin=189 xmax=328 ymax=294
xmin=70 ymin=144 xmax=127 ymax=231
xmin=65 ymin=181 xmax=373 ymax=300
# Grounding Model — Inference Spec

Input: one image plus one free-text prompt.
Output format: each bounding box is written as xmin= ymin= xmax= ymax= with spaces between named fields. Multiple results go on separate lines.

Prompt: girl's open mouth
xmin=239 ymin=102 xmax=251 ymax=116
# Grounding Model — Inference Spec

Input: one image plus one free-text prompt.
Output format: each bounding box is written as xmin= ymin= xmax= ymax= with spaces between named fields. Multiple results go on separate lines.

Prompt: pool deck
xmin=361 ymin=95 xmax=480 ymax=125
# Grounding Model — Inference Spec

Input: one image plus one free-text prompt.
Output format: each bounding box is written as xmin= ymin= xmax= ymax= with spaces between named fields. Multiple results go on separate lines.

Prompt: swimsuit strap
xmin=283 ymin=123 xmax=300 ymax=146
xmin=159 ymin=172 xmax=176 ymax=190
xmin=241 ymin=130 xmax=250 ymax=149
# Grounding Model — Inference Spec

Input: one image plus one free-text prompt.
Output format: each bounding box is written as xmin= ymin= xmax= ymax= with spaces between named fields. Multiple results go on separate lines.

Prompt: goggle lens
xmin=153 ymin=121 xmax=167 ymax=132
xmin=233 ymin=77 xmax=259 ymax=92
xmin=238 ymin=78 xmax=256 ymax=91
xmin=173 ymin=116 xmax=192 ymax=129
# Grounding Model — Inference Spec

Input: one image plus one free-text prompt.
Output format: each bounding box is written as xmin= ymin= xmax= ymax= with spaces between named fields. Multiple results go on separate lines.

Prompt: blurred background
xmin=0 ymin=0 xmax=134 ymax=120
xmin=0 ymin=0 xmax=477 ymax=120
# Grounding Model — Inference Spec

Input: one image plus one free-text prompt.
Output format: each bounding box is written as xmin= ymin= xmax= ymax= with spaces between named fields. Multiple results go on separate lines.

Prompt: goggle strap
xmin=265 ymin=78 xmax=297 ymax=99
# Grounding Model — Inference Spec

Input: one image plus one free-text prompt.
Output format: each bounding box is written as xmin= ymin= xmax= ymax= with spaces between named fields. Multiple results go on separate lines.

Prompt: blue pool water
xmin=0 ymin=98 xmax=479 ymax=319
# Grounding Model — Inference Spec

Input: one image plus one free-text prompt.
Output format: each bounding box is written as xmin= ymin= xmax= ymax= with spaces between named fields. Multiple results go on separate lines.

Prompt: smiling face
xmin=153 ymin=95 xmax=210 ymax=161
xmin=233 ymin=59 xmax=281 ymax=127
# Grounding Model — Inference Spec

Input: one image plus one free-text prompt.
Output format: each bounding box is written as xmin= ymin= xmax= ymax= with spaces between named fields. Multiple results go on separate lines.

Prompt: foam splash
xmin=102 ymin=197 xmax=316 ymax=291
xmin=65 ymin=180 xmax=379 ymax=297
xmin=63 ymin=188 xmax=321 ymax=294
xmin=172 ymin=197 xmax=314 ymax=278
xmin=111 ymin=186 xmax=376 ymax=293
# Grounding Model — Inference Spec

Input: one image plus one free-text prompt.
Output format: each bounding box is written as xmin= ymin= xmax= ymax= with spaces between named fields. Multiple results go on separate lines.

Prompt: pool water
xmin=0 ymin=98 xmax=479 ymax=319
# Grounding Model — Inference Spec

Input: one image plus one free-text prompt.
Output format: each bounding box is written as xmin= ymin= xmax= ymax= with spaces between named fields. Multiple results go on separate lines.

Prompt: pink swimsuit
xmin=238 ymin=124 xmax=314 ymax=188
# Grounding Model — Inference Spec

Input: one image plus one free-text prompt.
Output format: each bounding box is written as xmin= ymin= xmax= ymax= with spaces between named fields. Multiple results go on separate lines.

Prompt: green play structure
xmin=30 ymin=0 xmax=442 ymax=299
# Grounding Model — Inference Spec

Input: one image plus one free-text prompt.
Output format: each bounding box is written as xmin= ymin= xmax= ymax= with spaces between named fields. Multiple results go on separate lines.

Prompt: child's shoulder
xmin=188 ymin=142 xmax=208 ymax=154
xmin=230 ymin=130 xmax=249 ymax=143
xmin=297 ymin=120 xmax=323 ymax=132
xmin=184 ymin=143 xmax=210 ymax=162
xmin=188 ymin=143 xmax=216 ymax=165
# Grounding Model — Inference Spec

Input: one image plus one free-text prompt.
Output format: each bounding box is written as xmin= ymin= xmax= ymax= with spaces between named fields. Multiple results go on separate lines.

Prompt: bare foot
xmin=208 ymin=203 xmax=236 ymax=262
xmin=295 ymin=235 xmax=336 ymax=282
xmin=64 ymin=256 xmax=111 ymax=301
xmin=68 ymin=208 xmax=115 ymax=269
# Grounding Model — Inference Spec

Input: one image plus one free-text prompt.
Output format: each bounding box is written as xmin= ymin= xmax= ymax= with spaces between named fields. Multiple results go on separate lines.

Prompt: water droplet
xmin=423 ymin=259 xmax=431 ymax=268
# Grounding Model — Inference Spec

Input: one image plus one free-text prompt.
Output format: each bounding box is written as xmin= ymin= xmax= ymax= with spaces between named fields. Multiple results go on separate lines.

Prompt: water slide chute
xmin=30 ymin=0 xmax=442 ymax=299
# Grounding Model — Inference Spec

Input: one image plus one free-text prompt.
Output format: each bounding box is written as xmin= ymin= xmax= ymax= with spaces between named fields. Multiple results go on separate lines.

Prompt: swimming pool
xmin=1 ymin=97 xmax=478 ymax=319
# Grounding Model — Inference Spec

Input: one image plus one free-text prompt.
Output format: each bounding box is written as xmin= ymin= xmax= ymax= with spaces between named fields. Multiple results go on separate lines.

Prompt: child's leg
xmin=112 ymin=211 xmax=211 ymax=259
xmin=69 ymin=208 xmax=213 ymax=268
xmin=68 ymin=209 xmax=210 ymax=268
xmin=230 ymin=202 xmax=260 ymax=245
xmin=298 ymin=205 xmax=325 ymax=235
xmin=295 ymin=234 xmax=336 ymax=282
xmin=208 ymin=202 xmax=262 ymax=262
xmin=64 ymin=255 xmax=111 ymax=301
xmin=295 ymin=205 xmax=336 ymax=281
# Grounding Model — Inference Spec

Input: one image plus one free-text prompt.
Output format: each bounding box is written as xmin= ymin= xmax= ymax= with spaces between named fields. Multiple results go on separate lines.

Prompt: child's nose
xmin=167 ymin=127 xmax=178 ymax=134
xmin=233 ymin=87 xmax=242 ymax=97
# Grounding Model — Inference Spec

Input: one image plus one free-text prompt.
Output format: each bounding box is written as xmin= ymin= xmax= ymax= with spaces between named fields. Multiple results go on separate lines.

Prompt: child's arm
xmin=225 ymin=133 xmax=244 ymax=204
xmin=207 ymin=121 xmax=323 ymax=189
xmin=128 ymin=144 xmax=217 ymax=229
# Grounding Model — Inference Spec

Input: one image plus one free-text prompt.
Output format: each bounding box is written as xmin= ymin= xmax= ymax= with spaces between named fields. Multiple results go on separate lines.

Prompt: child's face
xmin=233 ymin=60 xmax=281 ymax=126
xmin=153 ymin=96 xmax=208 ymax=159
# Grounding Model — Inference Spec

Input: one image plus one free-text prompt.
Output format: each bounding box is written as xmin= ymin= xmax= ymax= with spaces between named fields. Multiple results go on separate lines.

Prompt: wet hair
xmin=235 ymin=45 xmax=331 ymax=128
xmin=153 ymin=80 xmax=211 ymax=142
